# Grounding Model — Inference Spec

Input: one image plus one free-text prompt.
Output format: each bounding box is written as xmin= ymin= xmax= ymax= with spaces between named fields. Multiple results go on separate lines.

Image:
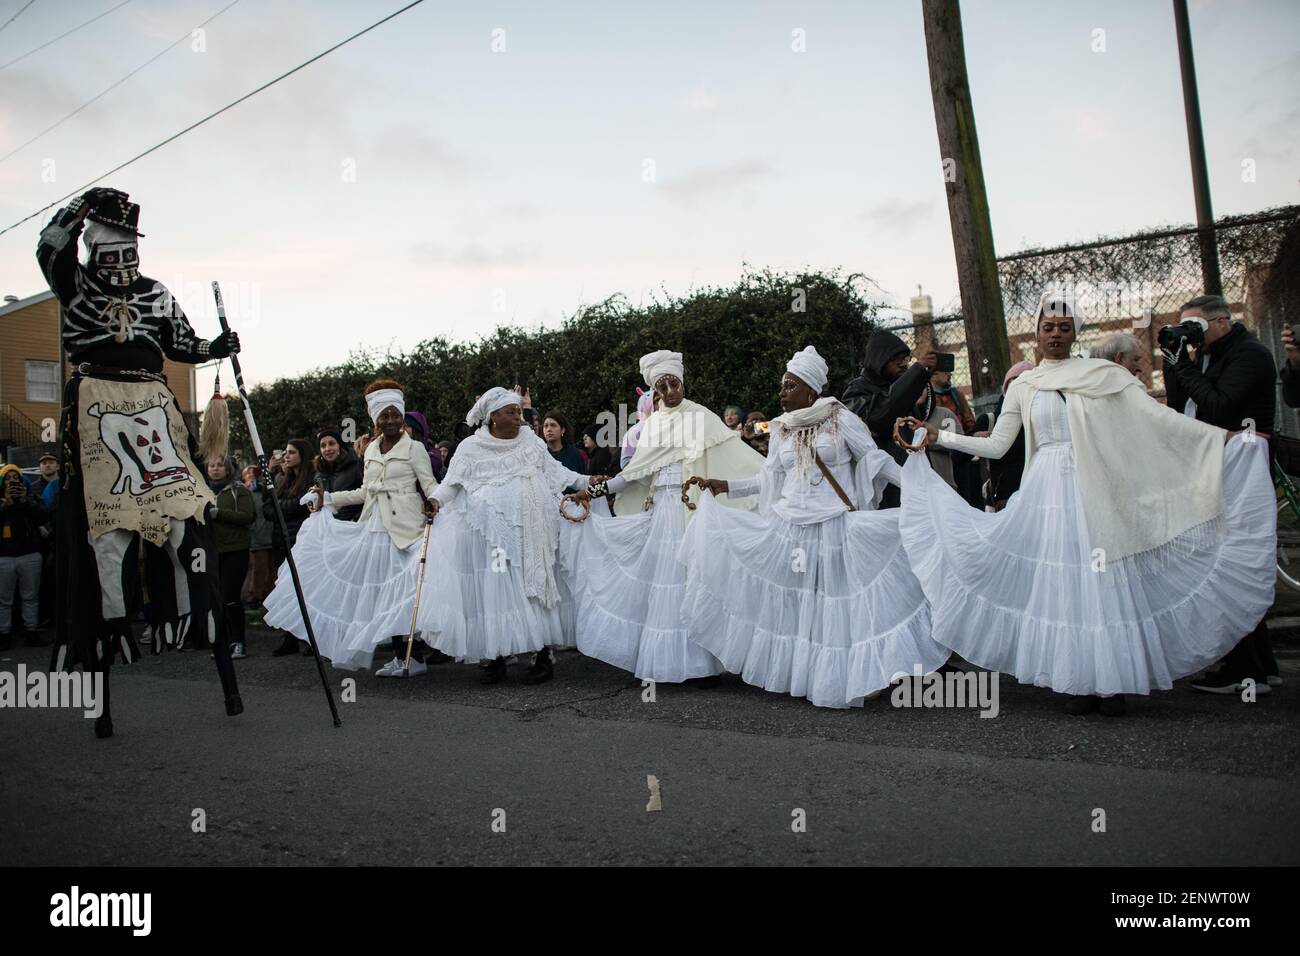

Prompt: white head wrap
xmin=365 ymin=387 xmax=404 ymax=423
xmin=639 ymin=350 xmax=684 ymax=389
xmin=785 ymin=345 xmax=828 ymax=395
xmin=466 ymin=386 xmax=522 ymax=430
xmin=1036 ymin=292 xmax=1085 ymax=334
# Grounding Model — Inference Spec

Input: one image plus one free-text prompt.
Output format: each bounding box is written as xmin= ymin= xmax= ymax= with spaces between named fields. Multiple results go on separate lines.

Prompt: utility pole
xmin=1172 ymin=0 xmax=1222 ymax=295
xmin=921 ymin=0 xmax=1010 ymax=415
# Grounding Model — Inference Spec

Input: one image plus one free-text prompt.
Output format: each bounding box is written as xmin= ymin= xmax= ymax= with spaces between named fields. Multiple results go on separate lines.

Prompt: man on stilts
xmin=37 ymin=186 xmax=243 ymax=738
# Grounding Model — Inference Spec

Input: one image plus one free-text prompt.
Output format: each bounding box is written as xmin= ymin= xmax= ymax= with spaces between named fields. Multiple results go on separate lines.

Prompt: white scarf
xmin=1011 ymin=356 xmax=1224 ymax=561
xmin=771 ymin=396 xmax=842 ymax=479
xmin=614 ymin=398 xmax=763 ymax=516
xmin=366 ymin=388 xmax=404 ymax=422
xmin=440 ymin=426 xmax=569 ymax=607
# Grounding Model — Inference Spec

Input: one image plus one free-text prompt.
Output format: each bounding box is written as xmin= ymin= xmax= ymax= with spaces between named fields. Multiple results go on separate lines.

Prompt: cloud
xmin=657 ymin=159 xmax=771 ymax=206
xmin=858 ymin=199 xmax=933 ymax=234
xmin=408 ymin=240 xmax=539 ymax=269
xmin=684 ymin=86 xmax=720 ymax=112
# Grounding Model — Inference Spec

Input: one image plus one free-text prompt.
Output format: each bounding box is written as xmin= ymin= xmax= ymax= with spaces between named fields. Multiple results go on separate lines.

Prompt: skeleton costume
xmin=416 ymin=388 xmax=591 ymax=679
xmin=678 ymin=348 xmax=945 ymax=707
xmin=262 ymin=388 xmax=440 ymax=672
xmin=36 ymin=187 xmax=242 ymax=735
xmin=559 ymin=350 xmax=764 ymax=683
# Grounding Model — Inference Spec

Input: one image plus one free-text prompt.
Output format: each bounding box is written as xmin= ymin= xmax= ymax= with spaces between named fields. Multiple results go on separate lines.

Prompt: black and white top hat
xmin=87 ymin=193 xmax=144 ymax=237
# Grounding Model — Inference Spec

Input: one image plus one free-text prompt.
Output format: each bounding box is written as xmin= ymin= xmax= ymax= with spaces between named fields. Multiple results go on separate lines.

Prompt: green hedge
xmin=228 ymin=267 xmax=882 ymax=458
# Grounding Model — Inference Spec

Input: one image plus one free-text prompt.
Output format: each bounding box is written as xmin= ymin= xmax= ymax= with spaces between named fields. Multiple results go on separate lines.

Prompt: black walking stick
xmin=212 ymin=281 xmax=341 ymax=727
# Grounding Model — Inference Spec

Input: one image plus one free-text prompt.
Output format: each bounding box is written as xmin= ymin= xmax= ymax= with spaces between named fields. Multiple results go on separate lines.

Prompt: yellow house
xmin=0 ymin=290 xmax=197 ymax=455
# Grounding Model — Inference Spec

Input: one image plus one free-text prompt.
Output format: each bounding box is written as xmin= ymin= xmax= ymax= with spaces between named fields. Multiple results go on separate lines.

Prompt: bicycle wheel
xmin=1277 ymin=489 xmax=1300 ymax=591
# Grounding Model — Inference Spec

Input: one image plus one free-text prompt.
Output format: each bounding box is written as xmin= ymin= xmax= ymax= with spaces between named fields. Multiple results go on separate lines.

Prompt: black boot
xmin=523 ymin=648 xmax=554 ymax=685
xmin=94 ymin=714 xmax=113 ymax=738
xmin=1098 ymin=694 xmax=1126 ymax=717
xmin=480 ymin=657 xmax=507 ymax=685
xmin=225 ymin=694 xmax=244 ymax=717
xmin=272 ymin=633 xmax=299 ymax=656
xmin=1065 ymin=694 xmax=1099 ymax=715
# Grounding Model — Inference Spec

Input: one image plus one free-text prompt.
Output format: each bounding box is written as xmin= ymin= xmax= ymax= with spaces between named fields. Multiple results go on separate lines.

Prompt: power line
xmin=0 ymin=0 xmax=427 ymax=239
xmin=0 ymin=0 xmax=242 ymax=164
xmin=0 ymin=0 xmax=37 ymax=35
xmin=0 ymin=0 xmax=133 ymax=72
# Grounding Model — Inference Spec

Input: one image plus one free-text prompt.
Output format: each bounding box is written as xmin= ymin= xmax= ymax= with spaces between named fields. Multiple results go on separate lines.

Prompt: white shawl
xmin=437 ymin=427 xmax=583 ymax=607
xmin=614 ymin=398 xmax=763 ymax=516
xmin=1010 ymin=356 xmax=1225 ymax=561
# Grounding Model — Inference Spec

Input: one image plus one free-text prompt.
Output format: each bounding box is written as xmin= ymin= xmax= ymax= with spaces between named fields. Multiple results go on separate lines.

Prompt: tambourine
xmin=559 ymin=494 xmax=591 ymax=523
xmin=680 ymin=475 xmax=710 ymax=510
xmin=892 ymin=417 xmax=930 ymax=453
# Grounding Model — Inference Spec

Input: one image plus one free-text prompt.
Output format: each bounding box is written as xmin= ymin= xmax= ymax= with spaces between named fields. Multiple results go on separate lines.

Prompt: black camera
xmin=1157 ymin=319 xmax=1206 ymax=353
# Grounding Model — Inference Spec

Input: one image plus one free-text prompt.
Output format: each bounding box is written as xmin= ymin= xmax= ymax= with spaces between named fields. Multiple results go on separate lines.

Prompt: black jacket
xmin=315 ymin=449 xmax=363 ymax=522
xmin=842 ymin=329 xmax=932 ymax=464
xmin=264 ymin=482 xmax=310 ymax=554
xmin=1163 ymin=322 xmax=1276 ymax=432
xmin=0 ymin=494 xmax=46 ymax=557
xmin=1280 ymin=363 xmax=1300 ymax=410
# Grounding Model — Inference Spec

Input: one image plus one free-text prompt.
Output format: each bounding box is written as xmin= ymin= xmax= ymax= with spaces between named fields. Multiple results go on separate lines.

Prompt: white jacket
xmin=331 ymin=433 xmax=437 ymax=549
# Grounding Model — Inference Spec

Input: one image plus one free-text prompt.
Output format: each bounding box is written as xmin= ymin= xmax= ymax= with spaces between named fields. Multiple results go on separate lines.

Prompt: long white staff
xmin=402 ymin=516 xmax=435 ymax=676
xmin=213 ymin=281 xmax=341 ymax=727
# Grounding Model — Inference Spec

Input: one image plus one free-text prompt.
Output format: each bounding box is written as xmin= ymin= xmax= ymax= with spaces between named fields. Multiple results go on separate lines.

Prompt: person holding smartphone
xmin=0 ymin=466 xmax=47 ymax=651
xmin=842 ymin=331 xmax=937 ymax=507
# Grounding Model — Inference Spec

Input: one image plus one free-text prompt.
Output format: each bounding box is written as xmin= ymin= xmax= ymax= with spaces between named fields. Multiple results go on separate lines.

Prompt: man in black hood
xmin=842 ymin=329 xmax=936 ymax=506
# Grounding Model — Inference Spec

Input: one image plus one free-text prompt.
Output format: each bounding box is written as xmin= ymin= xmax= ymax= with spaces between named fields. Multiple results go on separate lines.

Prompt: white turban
xmin=639 ymin=349 xmax=684 ymax=389
xmin=785 ymin=345 xmax=828 ymax=395
xmin=466 ymin=386 xmax=522 ymax=429
xmin=1036 ymin=292 xmax=1085 ymax=334
xmin=365 ymin=388 xmax=404 ymax=423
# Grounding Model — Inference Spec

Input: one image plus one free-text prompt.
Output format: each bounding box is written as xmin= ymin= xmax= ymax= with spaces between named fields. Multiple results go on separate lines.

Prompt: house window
xmin=25 ymin=360 xmax=60 ymax=403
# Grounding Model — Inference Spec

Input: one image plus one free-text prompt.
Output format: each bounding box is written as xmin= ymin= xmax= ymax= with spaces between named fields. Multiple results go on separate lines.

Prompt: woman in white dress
xmin=262 ymin=379 xmax=440 ymax=675
xmin=677 ymin=346 xmax=945 ymax=708
xmin=419 ymin=387 xmax=602 ymax=685
xmin=560 ymin=350 xmax=765 ymax=686
xmin=895 ymin=298 xmax=1275 ymax=716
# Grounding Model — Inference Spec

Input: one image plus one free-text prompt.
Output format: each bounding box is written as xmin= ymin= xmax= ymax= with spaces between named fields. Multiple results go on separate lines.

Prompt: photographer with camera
xmin=843 ymin=330 xmax=937 ymax=507
xmin=1160 ymin=294 xmax=1280 ymax=696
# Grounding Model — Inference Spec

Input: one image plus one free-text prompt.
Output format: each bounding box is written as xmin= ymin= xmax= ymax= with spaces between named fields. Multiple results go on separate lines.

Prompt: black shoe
xmin=299 ymin=640 xmax=314 ymax=657
xmin=271 ymin=634 xmax=299 ymax=656
xmin=480 ymin=657 xmax=507 ymax=685
xmin=1191 ymin=669 xmax=1271 ymax=695
xmin=684 ymin=674 xmax=722 ymax=689
xmin=225 ymin=694 xmax=244 ymax=717
xmin=1065 ymin=695 xmax=1099 ymax=715
xmin=426 ymin=648 xmax=453 ymax=664
xmin=0 ymin=633 xmax=11 ymax=652
xmin=94 ymin=715 xmax=113 ymax=739
xmin=1098 ymin=694 xmax=1126 ymax=717
xmin=24 ymin=630 xmax=50 ymax=648
xmin=522 ymin=648 xmax=554 ymax=685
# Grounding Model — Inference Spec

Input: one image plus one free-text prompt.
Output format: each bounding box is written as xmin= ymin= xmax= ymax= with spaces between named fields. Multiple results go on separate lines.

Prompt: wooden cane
xmin=402 ymin=516 xmax=435 ymax=675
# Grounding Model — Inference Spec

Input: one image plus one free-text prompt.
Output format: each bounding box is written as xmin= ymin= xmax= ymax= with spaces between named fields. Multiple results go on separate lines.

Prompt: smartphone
xmin=935 ymin=352 xmax=955 ymax=373
xmin=516 ymin=371 xmax=529 ymax=392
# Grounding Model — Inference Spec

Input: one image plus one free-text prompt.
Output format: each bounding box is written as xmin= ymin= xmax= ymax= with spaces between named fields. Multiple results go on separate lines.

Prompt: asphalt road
xmin=2 ymin=627 xmax=1297 ymax=866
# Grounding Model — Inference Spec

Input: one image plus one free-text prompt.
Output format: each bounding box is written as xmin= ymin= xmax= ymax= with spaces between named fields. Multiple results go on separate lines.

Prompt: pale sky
xmin=1 ymin=0 xmax=1296 ymax=397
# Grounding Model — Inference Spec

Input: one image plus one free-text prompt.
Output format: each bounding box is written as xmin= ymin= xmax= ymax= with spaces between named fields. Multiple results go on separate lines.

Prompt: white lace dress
xmin=560 ymin=462 xmax=724 ymax=683
xmin=415 ymin=429 xmax=588 ymax=662
xmin=900 ymin=386 xmax=1276 ymax=695
xmin=678 ymin=408 xmax=945 ymax=708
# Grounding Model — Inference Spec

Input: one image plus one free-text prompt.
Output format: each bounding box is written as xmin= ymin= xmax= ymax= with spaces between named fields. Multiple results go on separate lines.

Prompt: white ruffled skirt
xmin=262 ymin=511 xmax=422 ymax=670
xmin=677 ymin=491 xmax=944 ymax=708
xmin=900 ymin=435 xmax=1276 ymax=696
xmin=415 ymin=508 xmax=574 ymax=663
xmin=559 ymin=485 xmax=723 ymax=683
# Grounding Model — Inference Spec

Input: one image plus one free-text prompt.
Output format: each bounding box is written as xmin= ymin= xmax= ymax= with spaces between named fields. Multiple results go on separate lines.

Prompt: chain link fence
xmin=876 ymin=205 xmax=1300 ymax=431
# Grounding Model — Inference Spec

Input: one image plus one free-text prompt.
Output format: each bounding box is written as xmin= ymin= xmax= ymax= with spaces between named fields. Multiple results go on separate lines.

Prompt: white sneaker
xmin=401 ymin=658 xmax=428 ymax=678
xmin=231 ymin=643 xmax=246 ymax=659
xmin=375 ymin=657 xmax=404 ymax=678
